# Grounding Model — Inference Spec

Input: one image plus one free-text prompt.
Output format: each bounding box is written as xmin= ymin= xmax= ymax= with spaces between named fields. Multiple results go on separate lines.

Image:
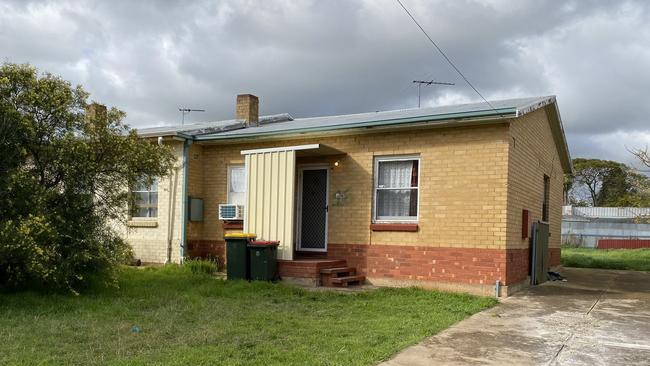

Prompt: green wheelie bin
xmin=224 ymin=233 xmax=256 ymax=280
xmin=247 ymin=240 xmax=279 ymax=281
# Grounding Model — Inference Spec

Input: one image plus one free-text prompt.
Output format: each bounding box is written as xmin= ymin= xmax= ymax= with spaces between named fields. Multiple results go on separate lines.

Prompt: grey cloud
xmin=1 ymin=0 xmax=650 ymax=166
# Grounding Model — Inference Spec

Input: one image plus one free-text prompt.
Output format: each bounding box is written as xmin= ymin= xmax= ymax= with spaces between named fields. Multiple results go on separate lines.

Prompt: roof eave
xmin=544 ymin=101 xmax=573 ymax=174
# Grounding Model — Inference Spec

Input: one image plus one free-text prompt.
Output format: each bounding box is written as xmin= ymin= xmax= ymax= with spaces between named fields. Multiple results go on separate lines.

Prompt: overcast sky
xmin=2 ymin=0 xmax=650 ymax=166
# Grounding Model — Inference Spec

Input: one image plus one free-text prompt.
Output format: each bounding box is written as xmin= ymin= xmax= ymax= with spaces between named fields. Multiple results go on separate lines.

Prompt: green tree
xmin=0 ymin=63 xmax=175 ymax=292
xmin=568 ymin=158 xmax=650 ymax=207
xmin=632 ymin=147 xmax=650 ymax=169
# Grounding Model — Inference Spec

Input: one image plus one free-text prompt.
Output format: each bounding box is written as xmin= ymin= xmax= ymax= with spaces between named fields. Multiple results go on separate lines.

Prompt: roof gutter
xmin=193 ymin=107 xmax=517 ymax=141
xmin=137 ymin=131 xmax=196 ymax=139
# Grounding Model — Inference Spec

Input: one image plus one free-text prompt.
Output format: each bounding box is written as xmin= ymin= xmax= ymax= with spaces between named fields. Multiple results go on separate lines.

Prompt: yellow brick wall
xmin=120 ymin=140 xmax=185 ymax=263
xmin=187 ymin=143 xmax=204 ymax=240
xmin=199 ymin=123 xmax=512 ymax=249
xmin=202 ymin=144 xmax=247 ymax=238
xmin=505 ymin=107 xmax=564 ymax=249
xmin=120 ymin=107 xmax=565 ymax=262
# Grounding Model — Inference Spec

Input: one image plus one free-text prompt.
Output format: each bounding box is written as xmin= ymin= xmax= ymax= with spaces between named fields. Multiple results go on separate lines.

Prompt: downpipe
xmin=180 ymin=138 xmax=192 ymax=263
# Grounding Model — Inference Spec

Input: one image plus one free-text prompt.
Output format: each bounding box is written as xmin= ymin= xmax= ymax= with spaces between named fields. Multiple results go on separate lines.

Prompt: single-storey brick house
xmin=123 ymin=94 xmax=571 ymax=296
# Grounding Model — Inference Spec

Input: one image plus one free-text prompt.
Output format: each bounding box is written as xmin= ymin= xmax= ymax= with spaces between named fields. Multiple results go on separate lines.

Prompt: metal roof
xmin=136 ymin=113 xmax=293 ymax=138
xmin=136 ymin=97 xmax=553 ymax=139
xmin=135 ymin=95 xmax=571 ymax=172
xmin=194 ymin=96 xmax=554 ymax=140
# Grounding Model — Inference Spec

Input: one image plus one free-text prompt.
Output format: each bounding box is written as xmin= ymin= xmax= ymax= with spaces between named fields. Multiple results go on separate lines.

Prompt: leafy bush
xmin=183 ymin=259 xmax=218 ymax=275
xmin=0 ymin=63 xmax=173 ymax=293
xmin=0 ymin=216 xmax=57 ymax=290
xmin=0 ymin=216 xmax=133 ymax=292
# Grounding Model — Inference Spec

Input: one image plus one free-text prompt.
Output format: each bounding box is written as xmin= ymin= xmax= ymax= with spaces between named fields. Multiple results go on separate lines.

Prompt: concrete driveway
xmin=380 ymin=267 xmax=650 ymax=366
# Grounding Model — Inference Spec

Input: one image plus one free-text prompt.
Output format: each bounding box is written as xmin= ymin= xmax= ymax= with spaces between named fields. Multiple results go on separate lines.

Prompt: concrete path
xmin=380 ymin=267 xmax=650 ymax=366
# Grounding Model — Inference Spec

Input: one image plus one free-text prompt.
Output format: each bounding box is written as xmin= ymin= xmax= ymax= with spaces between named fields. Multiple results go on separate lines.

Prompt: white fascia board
xmin=515 ymin=96 xmax=556 ymax=117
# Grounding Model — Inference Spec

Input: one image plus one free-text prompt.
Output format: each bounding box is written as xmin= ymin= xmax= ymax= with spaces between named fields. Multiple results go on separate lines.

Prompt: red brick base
xmin=549 ymin=247 xmax=561 ymax=266
xmin=277 ymin=259 xmax=346 ymax=279
xmin=327 ymin=243 xmax=559 ymax=286
xmin=505 ymin=248 xmax=529 ymax=284
xmin=327 ymin=244 xmax=514 ymax=285
xmin=187 ymin=240 xmax=225 ymax=264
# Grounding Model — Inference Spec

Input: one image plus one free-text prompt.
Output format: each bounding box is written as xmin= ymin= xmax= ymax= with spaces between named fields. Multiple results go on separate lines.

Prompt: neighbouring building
xmin=122 ymin=94 xmax=571 ymax=296
xmin=562 ymin=206 xmax=650 ymax=248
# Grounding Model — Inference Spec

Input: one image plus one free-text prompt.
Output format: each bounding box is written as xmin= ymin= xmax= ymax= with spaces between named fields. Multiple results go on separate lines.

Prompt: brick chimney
xmin=85 ymin=103 xmax=107 ymax=131
xmin=236 ymin=94 xmax=259 ymax=126
xmin=86 ymin=102 xmax=107 ymax=121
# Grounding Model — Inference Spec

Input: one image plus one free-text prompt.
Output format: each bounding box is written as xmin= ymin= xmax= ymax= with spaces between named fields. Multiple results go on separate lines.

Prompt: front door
xmin=297 ymin=167 xmax=328 ymax=252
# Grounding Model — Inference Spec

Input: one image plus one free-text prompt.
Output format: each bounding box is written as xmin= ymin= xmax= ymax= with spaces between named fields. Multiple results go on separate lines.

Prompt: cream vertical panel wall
xmin=243 ymin=150 xmax=296 ymax=260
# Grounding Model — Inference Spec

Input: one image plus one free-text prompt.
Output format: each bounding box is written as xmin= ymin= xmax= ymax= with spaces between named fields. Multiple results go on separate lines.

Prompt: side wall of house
xmin=121 ymin=140 xmax=185 ymax=264
xmin=505 ymin=107 xmax=565 ymax=284
xmin=196 ymin=124 xmax=513 ymax=292
xmin=187 ymin=143 xmax=204 ymax=241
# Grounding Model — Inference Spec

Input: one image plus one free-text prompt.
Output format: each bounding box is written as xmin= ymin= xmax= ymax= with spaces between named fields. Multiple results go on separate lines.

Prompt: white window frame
xmin=131 ymin=178 xmax=159 ymax=219
xmin=373 ymin=155 xmax=420 ymax=223
xmin=227 ymin=164 xmax=246 ymax=206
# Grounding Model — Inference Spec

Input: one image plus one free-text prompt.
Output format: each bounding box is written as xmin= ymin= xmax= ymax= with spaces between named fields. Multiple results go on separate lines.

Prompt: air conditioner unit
xmin=218 ymin=204 xmax=244 ymax=220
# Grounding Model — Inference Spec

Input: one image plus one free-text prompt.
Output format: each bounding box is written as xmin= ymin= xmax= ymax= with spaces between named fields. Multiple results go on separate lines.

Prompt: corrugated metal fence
xmin=562 ymin=206 xmax=650 ymax=248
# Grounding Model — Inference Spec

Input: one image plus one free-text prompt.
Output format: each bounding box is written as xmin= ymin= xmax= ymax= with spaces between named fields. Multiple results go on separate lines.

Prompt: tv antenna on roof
xmin=413 ymin=80 xmax=455 ymax=108
xmin=178 ymin=108 xmax=205 ymax=125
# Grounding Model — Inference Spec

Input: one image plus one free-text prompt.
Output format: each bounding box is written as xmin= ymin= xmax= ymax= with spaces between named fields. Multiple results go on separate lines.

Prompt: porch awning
xmin=240 ymin=143 xmax=343 ymax=157
xmin=241 ymin=144 xmax=340 ymax=260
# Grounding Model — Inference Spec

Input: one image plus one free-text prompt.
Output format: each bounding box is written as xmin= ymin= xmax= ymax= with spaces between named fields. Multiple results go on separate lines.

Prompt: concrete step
xmin=320 ymin=267 xmax=357 ymax=276
xmin=329 ymin=274 xmax=366 ymax=287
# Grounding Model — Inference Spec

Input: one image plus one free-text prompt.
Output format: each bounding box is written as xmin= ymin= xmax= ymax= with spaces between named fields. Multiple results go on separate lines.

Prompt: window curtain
xmin=229 ymin=167 xmax=246 ymax=205
xmin=377 ymin=161 xmax=415 ymax=218
xmin=378 ymin=161 xmax=413 ymax=188
xmin=230 ymin=167 xmax=245 ymax=193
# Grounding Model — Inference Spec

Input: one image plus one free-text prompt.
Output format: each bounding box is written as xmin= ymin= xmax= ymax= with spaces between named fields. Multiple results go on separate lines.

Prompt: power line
xmin=395 ymin=0 xmax=500 ymax=113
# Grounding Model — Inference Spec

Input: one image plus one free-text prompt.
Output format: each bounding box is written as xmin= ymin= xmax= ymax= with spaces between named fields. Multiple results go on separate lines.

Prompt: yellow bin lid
xmin=224 ymin=233 xmax=257 ymax=239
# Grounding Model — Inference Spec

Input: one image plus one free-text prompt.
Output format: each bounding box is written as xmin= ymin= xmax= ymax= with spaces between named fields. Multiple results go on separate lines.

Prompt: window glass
xmin=374 ymin=157 xmax=419 ymax=222
xmin=228 ymin=166 xmax=246 ymax=206
xmin=131 ymin=178 xmax=158 ymax=218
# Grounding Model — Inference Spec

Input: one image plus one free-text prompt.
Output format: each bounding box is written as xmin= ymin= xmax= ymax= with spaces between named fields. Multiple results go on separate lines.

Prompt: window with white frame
xmin=228 ymin=165 xmax=246 ymax=206
xmin=131 ymin=178 xmax=158 ymax=218
xmin=373 ymin=155 xmax=420 ymax=222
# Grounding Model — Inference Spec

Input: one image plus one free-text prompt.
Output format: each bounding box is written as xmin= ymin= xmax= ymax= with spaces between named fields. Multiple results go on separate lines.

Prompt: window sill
xmin=222 ymin=221 xmax=243 ymax=230
xmin=370 ymin=223 xmax=418 ymax=232
xmin=128 ymin=220 xmax=158 ymax=228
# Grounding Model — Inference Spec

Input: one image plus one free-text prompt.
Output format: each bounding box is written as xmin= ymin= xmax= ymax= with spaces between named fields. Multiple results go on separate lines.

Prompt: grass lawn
xmin=0 ymin=266 xmax=495 ymax=366
xmin=561 ymin=247 xmax=650 ymax=271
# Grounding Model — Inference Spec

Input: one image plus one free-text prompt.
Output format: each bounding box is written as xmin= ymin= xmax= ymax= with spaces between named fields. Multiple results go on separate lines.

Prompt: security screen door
xmin=297 ymin=167 xmax=328 ymax=251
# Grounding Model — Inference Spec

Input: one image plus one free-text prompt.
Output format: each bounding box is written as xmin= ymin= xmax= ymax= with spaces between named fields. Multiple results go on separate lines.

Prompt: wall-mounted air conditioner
xmin=218 ymin=204 xmax=244 ymax=220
